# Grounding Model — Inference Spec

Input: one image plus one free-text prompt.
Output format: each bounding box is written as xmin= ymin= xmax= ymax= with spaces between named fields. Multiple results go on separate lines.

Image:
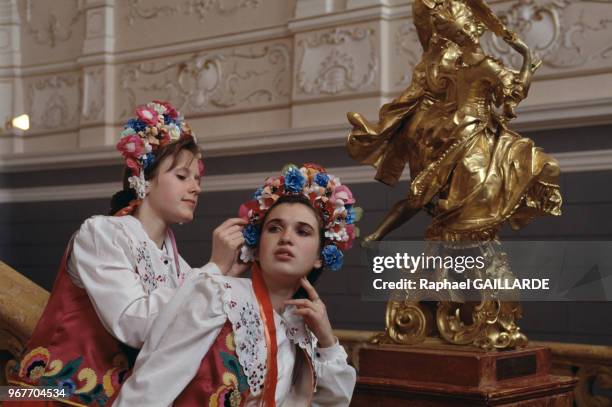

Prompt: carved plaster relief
xmin=295 ymin=25 xmax=379 ymax=96
xmin=81 ymin=67 xmax=105 ymax=123
xmin=24 ymin=73 xmax=81 ymax=131
xmin=126 ymin=0 xmax=259 ymax=25
xmin=117 ymin=41 xmax=291 ymax=119
xmin=393 ymin=20 xmax=421 ymax=87
xmin=481 ymin=0 xmax=612 ymax=73
xmin=22 ymin=0 xmax=83 ymax=48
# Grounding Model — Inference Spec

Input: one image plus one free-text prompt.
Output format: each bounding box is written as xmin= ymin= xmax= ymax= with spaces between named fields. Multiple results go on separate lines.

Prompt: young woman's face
xmin=258 ymin=203 xmax=322 ymax=283
xmin=146 ymin=150 xmax=202 ymax=224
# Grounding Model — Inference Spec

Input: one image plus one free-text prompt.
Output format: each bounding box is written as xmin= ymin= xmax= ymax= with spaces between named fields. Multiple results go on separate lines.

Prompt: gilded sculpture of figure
xmin=347 ymin=0 xmax=563 ymax=349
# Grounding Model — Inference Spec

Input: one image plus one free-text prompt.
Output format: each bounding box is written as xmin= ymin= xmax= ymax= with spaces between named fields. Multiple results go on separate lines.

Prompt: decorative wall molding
xmin=2 ymin=0 xmax=611 ymax=162
xmin=1 ymin=149 xmax=611 ymax=203
xmin=23 ymin=0 xmax=84 ymax=48
xmin=2 ymin=92 xmax=612 ymax=171
xmin=117 ymin=41 xmax=291 ymax=118
xmin=289 ymin=3 xmax=411 ymax=32
xmin=295 ymin=26 xmax=378 ymax=97
xmin=393 ymin=20 xmax=420 ymax=86
xmin=81 ymin=66 xmax=105 ymax=123
xmin=126 ymin=0 xmax=259 ymax=25
xmin=481 ymin=0 xmax=612 ymax=76
xmin=24 ymin=72 xmax=81 ymax=132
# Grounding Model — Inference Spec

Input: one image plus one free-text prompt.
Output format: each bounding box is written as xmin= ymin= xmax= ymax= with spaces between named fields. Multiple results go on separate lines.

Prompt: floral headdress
xmin=238 ymin=163 xmax=363 ymax=271
xmin=116 ymin=100 xmax=201 ymax=199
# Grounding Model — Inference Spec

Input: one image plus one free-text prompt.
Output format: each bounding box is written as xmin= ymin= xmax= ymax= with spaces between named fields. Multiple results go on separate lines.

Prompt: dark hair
xmin=109 ymin=136 xmax=201 ymax=215
xmin=260 ymin=194 xmax=325 ymax=299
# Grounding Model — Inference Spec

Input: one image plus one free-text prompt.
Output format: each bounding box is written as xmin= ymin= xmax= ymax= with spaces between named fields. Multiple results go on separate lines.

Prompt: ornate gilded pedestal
xmin=352 ymin=342 xmax=577 ymax=406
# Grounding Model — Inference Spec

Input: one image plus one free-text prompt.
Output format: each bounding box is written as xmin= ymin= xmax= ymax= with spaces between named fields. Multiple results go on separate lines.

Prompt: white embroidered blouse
xmin=113 ymin=269 xmax=357 ymax=407
xmin=66 ymin=215 xmax=220 ymax=348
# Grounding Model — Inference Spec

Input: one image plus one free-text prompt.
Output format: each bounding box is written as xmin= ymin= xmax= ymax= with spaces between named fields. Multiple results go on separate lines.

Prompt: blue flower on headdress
xmin=125 ymin=118 xmax=147 ymax=133
xmin=346 ymin=205 xmax=355 ymax=225
xmin=243 ymin=224 xmax=261 ymax=247
xmin=141 ymin=153 xmax=155 ymax=170
xmin=321 ymin=245 xmax=343 ymax=271
xmin=164 ymin=114 xmax=177 ymax=125
xmin=284 ymin=167 xmax=305 ymax=193
xmin=314 ymin=173 xmax=329 ymax=188
xmin=253 ymin=186 xmax=264 ymax=200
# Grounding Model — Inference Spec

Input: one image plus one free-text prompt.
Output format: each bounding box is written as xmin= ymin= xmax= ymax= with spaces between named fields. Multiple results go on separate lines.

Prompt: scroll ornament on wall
xmin=295 ymin=27 xmax=379 ymax=96
xmin=126 ymin=0 xmax=260 ymax=25
xmin=480 ymin=0 xmax=612 ymax=71
xmin=118 ymin=43 xmax=291 ymax=118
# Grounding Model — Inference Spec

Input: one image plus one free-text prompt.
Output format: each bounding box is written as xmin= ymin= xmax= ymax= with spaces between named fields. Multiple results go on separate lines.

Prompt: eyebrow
xmin=265 ymin=218 xmax=316 ymax=230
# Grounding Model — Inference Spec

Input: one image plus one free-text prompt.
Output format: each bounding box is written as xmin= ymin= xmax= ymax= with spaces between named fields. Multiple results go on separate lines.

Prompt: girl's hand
xmin=210 ymin=218 xmax=247 ymax=275
xmin=226 ymin=259 xmax=250 ymax=277
xmin=284 ymin=278 xmax=336 ymax=348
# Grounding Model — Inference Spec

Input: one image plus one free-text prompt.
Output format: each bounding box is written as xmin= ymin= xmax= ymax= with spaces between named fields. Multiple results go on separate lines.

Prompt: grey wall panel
xmin=1 ymin=165 xmax=611 ymax=345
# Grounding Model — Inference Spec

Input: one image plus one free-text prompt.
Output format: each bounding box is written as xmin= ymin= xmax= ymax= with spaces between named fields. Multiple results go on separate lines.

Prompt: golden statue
xmin=347 ymin=0 xmax=562 ymax=349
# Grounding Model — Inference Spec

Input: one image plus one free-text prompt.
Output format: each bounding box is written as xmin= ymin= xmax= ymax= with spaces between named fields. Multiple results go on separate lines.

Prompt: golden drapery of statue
xmin=346 ymin=0 xmax=563 ymax=349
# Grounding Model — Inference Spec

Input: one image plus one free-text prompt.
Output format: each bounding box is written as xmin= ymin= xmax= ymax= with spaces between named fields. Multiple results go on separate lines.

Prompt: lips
xmin=274 ymin=248 xmax=294 ymax=260
xmin=182 ymin=199 xmax=197 ymax=208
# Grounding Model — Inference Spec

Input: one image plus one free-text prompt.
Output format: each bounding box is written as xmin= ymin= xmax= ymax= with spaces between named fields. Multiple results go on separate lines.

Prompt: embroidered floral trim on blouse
xmin=115 ymin=219 xmax=170 ymax=294
xmin=216 ymin=277 xmax=266 ymax=396
xmin=217 ymin=276 xmax=320 ymax=396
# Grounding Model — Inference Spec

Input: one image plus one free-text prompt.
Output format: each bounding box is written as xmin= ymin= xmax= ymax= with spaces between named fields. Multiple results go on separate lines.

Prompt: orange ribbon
xmin=114 ymin=199 xmax=142 ymax=217
xmin=252 ymin=262 xmax=278 ymax=407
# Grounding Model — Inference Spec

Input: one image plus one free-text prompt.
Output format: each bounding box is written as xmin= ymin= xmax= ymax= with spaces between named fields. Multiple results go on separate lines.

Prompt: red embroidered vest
xmin=174 ymin=321 xmax=251 ymax=406
xmin=5 ymin=245 xmax=136 ymax=407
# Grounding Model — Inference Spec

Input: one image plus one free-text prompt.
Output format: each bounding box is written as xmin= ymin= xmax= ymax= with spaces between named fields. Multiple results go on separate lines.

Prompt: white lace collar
xmin=215 ymin=275 xmax=317 ymax=396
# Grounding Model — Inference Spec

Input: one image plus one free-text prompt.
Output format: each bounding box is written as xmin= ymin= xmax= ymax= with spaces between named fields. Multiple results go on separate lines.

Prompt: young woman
xmin=114 ymin=163 xmax=361 ymax=406
xmin=5 ymin=101 xmax=245 ymax=406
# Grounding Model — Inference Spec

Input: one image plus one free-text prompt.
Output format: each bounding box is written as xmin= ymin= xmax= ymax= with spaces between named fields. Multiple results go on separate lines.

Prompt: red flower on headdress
xmin=337 ymin=224 xmax=356 ymax=251
xmin=116 ymin=134 xmax=145 ymax=160
xmin=136 ymin=105 xmax=159 ymax=126
xmin=312 ymin=197 xmax=334 ymax=226
xmin=126 ymin=157 xmax=141 ymax=176
xmin=239 ymin=200 xmax=262 ymax=221
xmin=158 ymin=129 xmax=171 ymax=148
xmin=153 ymin=100 xmax=178 ymax=119
xmin=198 ymin=159 xmax=205 ymax=176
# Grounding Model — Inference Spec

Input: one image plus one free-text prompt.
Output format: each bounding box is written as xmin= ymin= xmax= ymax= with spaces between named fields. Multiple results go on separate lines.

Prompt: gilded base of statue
xmin=352 ymin=342 xmax=577 ymax=406
xmin=373 ymin=299 xmax=528 ymax=350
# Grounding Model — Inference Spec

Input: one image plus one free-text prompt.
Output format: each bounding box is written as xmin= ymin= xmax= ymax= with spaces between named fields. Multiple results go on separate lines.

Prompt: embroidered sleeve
xmin=71 ymin=216 xmax=180 ymax=348
xmin=189 ymin=260 xmax=222 ymax=276
xmin=312 ymin=340 xmax=356 ymax=407
xmin=114 ymin=271 xmax=228 ymax=407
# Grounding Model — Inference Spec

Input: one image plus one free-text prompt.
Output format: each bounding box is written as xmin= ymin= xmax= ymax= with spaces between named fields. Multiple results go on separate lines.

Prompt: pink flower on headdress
xmin=330 ymin=185 xmax=355 ymax=205
xmin=153 ymin=100 xmax=178 ymax=119
xmin=117 ymin=134 xmax=145 ymax=160
xmin=136 ymin=105 xmax=159 ymax=126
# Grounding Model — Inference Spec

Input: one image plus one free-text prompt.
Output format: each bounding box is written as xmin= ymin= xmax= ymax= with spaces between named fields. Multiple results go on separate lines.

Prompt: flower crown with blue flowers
xmin=116 ymin=100 xmax=200 ymax=199
xmin=238 ymin=163 xmax=363 ymax=271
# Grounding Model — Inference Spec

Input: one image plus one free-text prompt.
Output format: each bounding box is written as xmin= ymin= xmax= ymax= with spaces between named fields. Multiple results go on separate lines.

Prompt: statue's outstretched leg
xmin=364 ymin=199 xmax=419 ymax=242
